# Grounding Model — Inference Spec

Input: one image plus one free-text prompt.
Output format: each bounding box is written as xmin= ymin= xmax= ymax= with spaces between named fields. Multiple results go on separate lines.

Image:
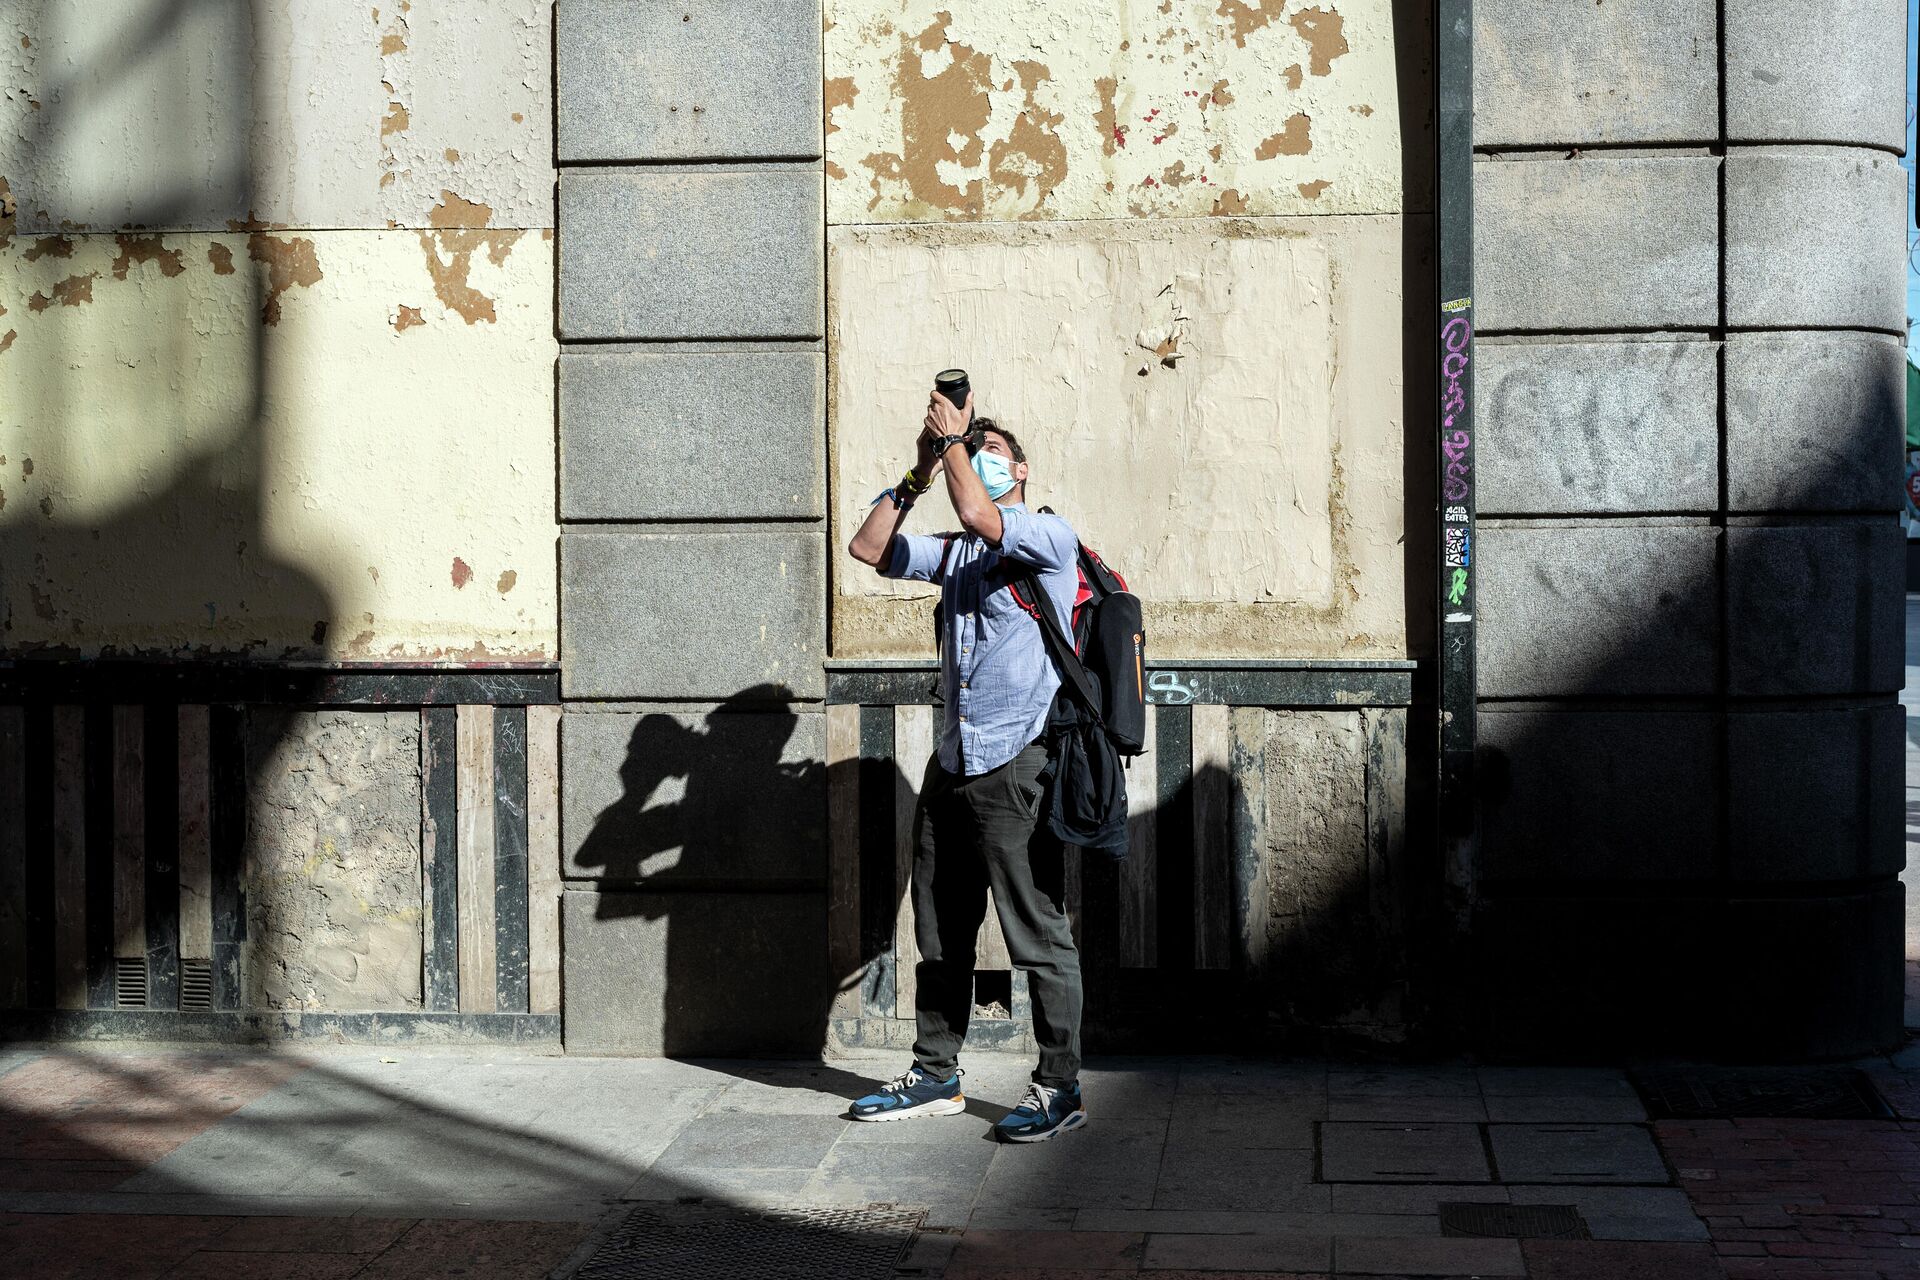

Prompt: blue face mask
xmin=971 ymin=450 xmax=1018 ymax=500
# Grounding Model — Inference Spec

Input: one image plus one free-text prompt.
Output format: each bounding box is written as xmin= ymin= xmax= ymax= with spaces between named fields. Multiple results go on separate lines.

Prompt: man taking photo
xmin=842 ymin=384 xmax=1088 ymax=1143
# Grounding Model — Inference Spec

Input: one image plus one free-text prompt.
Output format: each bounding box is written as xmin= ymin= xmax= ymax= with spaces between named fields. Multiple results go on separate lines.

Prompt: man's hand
xmin=922 ymin=389 xmax=974 ymax=448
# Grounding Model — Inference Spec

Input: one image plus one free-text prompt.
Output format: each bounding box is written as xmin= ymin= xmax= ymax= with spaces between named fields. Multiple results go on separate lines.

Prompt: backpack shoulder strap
xmin=1010 ymin=565 xmax=1103 ymax=723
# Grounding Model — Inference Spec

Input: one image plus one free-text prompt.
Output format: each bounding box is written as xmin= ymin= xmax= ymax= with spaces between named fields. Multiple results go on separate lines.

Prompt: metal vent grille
xmin=1440 ymin=1202 xmax=1590 ymax=1240
xmin=179 ymin=959 xmax=213 ymax=1011
xmin=114 ymin=958 xmax=148 ymax=1009
xmin=578 ymin=1204 xmax=923 ymax=1280
xmin=1632 ymin=1067 xmax=1892 ymax=1120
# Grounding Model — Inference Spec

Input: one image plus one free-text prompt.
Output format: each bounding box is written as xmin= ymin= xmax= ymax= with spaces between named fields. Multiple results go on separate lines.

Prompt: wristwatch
xmin=930 ymin=434 xmax=967 ymax=458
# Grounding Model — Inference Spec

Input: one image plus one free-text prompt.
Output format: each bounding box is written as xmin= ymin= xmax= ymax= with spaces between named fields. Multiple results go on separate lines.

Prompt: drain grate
xmin=178 ymin=959 xmax=213 ymax=1011
xmin=577 ymin=1204 xmax=924 ymax=1280
xmin=1440 ymin=1202 xmax=1590 ymax=1240
xmin=114 ymin=957 xmax=148 ymax=1009
xmin=1631 ymin=1067 xmax=1892 ymax=1120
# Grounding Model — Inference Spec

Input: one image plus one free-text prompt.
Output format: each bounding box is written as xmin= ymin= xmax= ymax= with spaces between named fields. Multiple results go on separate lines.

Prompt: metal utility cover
xmin=1631 ymin=1068 xmax=1892 ymax=1120
xmin=576 ymin=1204 xmax=925 ymax=1280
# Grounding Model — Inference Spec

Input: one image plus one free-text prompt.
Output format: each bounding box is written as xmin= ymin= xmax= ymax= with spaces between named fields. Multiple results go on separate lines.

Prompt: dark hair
xmin=970 ymin=416 xmax=1025 ymax=463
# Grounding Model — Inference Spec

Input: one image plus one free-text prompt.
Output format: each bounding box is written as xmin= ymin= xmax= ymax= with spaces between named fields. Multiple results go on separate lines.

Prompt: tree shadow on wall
xmin=3 ymin=0 xmax=340 ymax=1020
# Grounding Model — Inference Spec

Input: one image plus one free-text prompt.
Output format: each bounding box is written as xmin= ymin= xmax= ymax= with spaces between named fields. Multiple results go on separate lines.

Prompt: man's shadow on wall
xmin=571 ymin=685 xmax=860 ymax=1060
xmin=565 ymin=685 xmax=1402 ymax=1069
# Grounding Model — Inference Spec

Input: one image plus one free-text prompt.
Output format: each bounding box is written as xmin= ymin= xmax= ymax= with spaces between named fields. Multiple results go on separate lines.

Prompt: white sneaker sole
xmin=998 ymin=1109 xmax=1088 ymax=1142
xmin=847 ymin=1095 xmax=966 ymax=1122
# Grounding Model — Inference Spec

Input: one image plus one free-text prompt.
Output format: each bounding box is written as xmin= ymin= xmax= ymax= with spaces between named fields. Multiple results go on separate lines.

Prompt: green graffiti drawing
xmin=1447 ymin=568 xmax=1468 ymax=605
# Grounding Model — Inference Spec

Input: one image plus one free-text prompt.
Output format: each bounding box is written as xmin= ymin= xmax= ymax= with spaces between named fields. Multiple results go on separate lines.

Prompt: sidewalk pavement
xmin=4 ymin=1044 xmax=1920 ymax=1279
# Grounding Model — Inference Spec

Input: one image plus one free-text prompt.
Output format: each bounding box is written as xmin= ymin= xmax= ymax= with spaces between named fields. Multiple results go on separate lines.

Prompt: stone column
xmin=1470 ymin=0 xmax=1907 ymax=1056
xmin=552 ymin=1 xmax=831 ymax=1054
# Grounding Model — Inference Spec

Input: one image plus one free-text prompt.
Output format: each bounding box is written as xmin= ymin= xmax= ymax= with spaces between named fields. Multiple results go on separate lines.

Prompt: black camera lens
xmin=934 ymin=368 xmax=969 ymax=410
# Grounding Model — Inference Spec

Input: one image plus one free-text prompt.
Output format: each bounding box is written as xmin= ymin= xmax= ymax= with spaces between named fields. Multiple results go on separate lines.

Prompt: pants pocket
xmin=1011 ymin=745 xmax=1047 ymax=818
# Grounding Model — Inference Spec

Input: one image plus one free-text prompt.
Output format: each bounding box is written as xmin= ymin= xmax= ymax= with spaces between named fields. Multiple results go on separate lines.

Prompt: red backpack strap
xmin=937 ymin=536 xmax=956 ymax=577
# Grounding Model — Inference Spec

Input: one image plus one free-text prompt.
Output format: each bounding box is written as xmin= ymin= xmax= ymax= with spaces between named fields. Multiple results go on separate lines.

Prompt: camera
xmin=934 ymin=368 xmax=985 ymax=453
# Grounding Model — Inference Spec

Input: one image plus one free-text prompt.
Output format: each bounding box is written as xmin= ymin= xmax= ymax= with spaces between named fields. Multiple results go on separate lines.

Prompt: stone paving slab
xmin=1335 ymin=1234 xmax=1528 ymax=1275
xmin=1153 ymin=1146 xmax=1322 ymax=1212
xmin=9 ymin=1046 xmax=1920 ymax=1277
xmin=1507 ymin=1186 xmax=1708 ymax=1242
xmin=1319 ymin=1122 xmax=1493 ymax=1183
xmin=1142 ymin=1230 xmax=1334 ymax=1272
xmin=1488 ymin=1123 xmax=1669 ymax=1185
xmin=1326 ymin=1094 xmax=1490 ymax=1123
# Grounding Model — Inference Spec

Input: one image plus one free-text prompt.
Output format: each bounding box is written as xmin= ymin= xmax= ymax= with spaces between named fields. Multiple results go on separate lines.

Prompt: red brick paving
xmin=1521 ymin=1240 xmax=1729 ymax=1279
xmin=1656 ymin=1117 xmax=1920 ymax=1279
xmin=0 ymin=1214 xmax=593 ymax=1280
xmin=0 ymin=1053 xmax=308 ymax=1191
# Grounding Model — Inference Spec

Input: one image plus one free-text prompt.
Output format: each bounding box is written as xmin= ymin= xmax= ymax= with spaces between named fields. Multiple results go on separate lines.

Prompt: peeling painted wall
xmin=0 ymin=1 xmax=556 ymax=661
xmin=826 ymin=1 xmax=1423 ymax=658
xmin=826 ymin=1 xmax=1409 ymax=222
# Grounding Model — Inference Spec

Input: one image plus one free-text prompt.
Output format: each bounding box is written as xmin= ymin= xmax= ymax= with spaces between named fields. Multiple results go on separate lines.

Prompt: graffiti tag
xmin=1444 ymin=504 xmax=1468 ymax=523
xmin=1440 ymin=313 xmax=1473 ymax=503
xmin=1443 ymin=525 xmax=1471 ymax=570
xmin=1147 ymin=671 xmax=1196 ymax=705
xmin=1446 ymin=567 xmax=1468 ymax=606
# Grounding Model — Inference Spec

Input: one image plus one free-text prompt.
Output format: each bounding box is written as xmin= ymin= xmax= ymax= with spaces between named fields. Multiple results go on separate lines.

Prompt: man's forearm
xmin=938 ymin=441 xmax=1003 ymax=544
xmin=848 ymin=489 xmax=912 ymax=568
xmin=847 ymin=454 xmax=935 ymax=567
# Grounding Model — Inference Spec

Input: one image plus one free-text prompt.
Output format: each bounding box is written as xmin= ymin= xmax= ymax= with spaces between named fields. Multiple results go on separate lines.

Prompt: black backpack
xmin=1005 ymin=518 xmax=1146 ymax=860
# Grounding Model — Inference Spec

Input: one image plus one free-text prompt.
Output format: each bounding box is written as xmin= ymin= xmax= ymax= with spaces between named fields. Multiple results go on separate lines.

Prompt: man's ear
xmin=1013 ymin=459 xmax=1030 ymax=484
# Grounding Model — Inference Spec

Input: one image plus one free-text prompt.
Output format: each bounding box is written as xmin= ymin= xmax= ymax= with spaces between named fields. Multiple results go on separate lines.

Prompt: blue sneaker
xmin=993 ymin=1080 xmax=1087 ymax=1142
xmin=848 ymin=1064 xmax=966 ymax=1122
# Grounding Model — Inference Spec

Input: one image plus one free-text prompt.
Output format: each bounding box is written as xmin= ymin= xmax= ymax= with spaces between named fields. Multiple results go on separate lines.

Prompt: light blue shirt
xmin=882 ymin=503 xmax=1080 ymax=776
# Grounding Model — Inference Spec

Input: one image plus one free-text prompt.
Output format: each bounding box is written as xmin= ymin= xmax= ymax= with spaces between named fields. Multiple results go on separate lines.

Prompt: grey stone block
xmin=1726 ymin=0 xmax=1907 ymax=150
xmin=560 ymin=351 xmax=825 ymax=520
xmin=1724 ymin=523 xmax=1904 ymax=696
xmin=1477 ymin=525 xmax=1719 ymax=697
xmin=1476 ymin=896 xmax=1720 ymax=1055
xmin=1726 ymin=332 xmax=1904 ymax=513
xmin=1486 ymin=1124 xmax=1667 ymax=1184
xmin=1319 ymin=1122 xmax=1491 ymax=1183
xmin=559 ymin=169 xmax=824 ymax=340
xmin=1477 ymin=340 xmax=1717 ymax=514
xmin=557 ymin=0 xmax=822 ymax=162
xmin=1474 ymin=157 xmax=1719 ymax=332
xmin=561 ymin=889 xmax=830 ymax=1055
xmin=560 ymin=528 xmax=825 ymax=699
xmin=1479 ymin=709 xmax=1718 ymax=881
xmin=1725 ymin=148 xmax=1906 ymax=331
xmin=561 ymin=708 xmax=825 ymax=884
xmin=1473 ymin=0 xmax=1717 ymax=147
xmin=1727 ymin=703 xmax=1905 ymax=880
xmin=1723 ymin=883 xmax=1905 ymax=1058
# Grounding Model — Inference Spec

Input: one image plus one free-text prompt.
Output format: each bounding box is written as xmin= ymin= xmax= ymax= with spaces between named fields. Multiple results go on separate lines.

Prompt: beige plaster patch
xmin=829 ymin=215 xmax=1415 ymax=660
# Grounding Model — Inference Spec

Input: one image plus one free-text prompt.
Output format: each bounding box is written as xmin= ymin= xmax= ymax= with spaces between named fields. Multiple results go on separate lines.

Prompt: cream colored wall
xmin=832 ymin=216 xmax=1410 ymax=659
xmin=0 ymin=0 xmax=556 ymax=662
xmin=826 ymin=1 xmax=1423 ymax=660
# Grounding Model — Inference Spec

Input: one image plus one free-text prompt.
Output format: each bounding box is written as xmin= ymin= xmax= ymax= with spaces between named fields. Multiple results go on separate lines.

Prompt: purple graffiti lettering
xmin=1438 ymin=312 xmax=1474 ymax=502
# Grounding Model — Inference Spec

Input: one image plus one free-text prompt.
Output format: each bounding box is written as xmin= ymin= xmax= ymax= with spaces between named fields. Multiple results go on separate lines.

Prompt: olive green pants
xmin=910 ymin=739 xmax=1084 ymax=1087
